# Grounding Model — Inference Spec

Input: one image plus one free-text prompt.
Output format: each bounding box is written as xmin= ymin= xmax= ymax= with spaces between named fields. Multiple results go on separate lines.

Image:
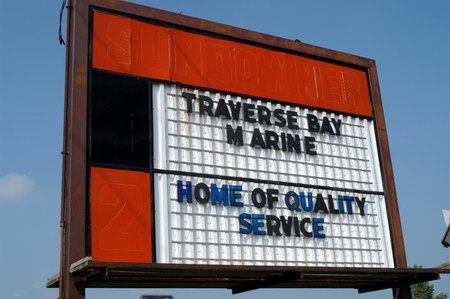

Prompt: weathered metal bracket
xmin=231 ymin=271 xmax=301 ymax=295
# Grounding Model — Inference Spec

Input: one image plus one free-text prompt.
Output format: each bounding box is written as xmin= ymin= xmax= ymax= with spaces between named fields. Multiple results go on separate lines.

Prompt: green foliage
xmin=410 ymin=265 xmax=448 ymax=299
xmin=434 ymin=293 xmax=449 ymax=299
xmin=411 ymin=281 xmax=434 ymax=299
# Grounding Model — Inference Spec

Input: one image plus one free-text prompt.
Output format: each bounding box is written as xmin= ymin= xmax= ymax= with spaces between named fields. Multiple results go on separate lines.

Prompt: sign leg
xmin=392 ymin=286 xmax=412 ymax=299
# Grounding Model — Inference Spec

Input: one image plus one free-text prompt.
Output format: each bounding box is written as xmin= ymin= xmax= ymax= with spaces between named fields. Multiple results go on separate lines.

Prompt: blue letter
xmin=252 ymin=214 xmax=266 ymax=235
xmin=177 ymin=180 xmax=192 ymax=203
xmin=211 ymin=183 xmax=229 ymax=206
xmin=312 ymin=218 xmax=326 ymax=238
xmin=230 ymin=185 xmax=243 ymax=207
xmin=239 ymin=213 xmax=252 ymax=234
xmin=300 ymin=192 xmax=314 ymax=211
xmin=343 ymin=195 xmax=354 ymax=215
xmin=338 ymin=195 xmax=345 ymax=214
xmin=285 ymin=191 xmax=300 ymax=210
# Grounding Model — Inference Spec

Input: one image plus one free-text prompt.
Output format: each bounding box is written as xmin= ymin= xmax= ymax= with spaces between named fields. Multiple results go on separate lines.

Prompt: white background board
xmin=153 ymin=83 xmax=394 ymax=268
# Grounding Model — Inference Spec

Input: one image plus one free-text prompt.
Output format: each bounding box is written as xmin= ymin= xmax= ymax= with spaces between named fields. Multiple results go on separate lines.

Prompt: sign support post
xmin=368 ymin=65 xmax=412 ymax=299
xmin=60 ymin=0 xmax=88 ymax=298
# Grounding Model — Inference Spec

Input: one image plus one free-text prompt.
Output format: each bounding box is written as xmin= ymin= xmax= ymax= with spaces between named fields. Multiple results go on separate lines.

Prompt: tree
xmin=410 ymin=265 xmax=448 ymax=299
xmin=434 ymin=293 xmax=449 ymax=299
xmin=411 ymin=280 xmax=435 ymax=299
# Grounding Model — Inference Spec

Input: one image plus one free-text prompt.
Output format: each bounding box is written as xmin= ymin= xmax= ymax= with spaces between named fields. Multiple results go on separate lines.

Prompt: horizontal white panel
xmin=154 ymin=84 xmax=383 ymax=193
xmin=154 ymin=174 xmax=394 ymax=268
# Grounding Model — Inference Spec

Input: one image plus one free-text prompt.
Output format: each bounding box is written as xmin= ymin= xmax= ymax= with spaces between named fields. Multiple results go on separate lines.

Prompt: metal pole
xmin=393 ymin=286 xmax=412 ymax=299
xmin=60 ymin=0 xmax=88 ymax=298
xmin=58 ymin=0 xmax=72 ymax=297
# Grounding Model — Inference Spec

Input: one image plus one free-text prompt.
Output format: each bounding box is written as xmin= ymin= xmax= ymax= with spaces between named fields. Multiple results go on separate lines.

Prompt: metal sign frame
xmin=52 ymin=0 xmax=443 ymax=298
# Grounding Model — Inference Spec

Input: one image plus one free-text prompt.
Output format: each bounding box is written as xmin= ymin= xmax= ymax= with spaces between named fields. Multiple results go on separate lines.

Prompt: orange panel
xmin=93 ymin=11 xmax=372 ymax=117
xmin=92 ymin=12 xmax=171 ymax=79
xmin=90 ymin=167 xmax=152 ymax=263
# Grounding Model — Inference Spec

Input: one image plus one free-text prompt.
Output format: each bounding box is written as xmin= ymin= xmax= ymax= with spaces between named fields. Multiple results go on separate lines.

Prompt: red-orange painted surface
xmin=93 ymin=11 xmax=372 ymax=117
xmin=90 ymin=167 xmax=152 ymax=263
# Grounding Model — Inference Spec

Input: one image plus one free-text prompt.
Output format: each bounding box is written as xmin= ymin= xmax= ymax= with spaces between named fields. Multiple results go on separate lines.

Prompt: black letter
xmin=199 ymin=95 xmax=214 ymax=116
xmin=320 ymin=117 xmax=335 ymax=135
xmin=257 ymin=106 xmax=272 ymax=126
xmin=331 ymin=118 xmax=342 ymax=136
xmin=304 ymin=136 xmax=317 ymax=155
xmin=293 ymin=217 xmax=301 ymax=237
xmin=251 ymin=188 xmax=266 ymax=208
xmin=243 ymin=103 xmax=257 ymax=123
xmin=274 ymin=109 xmax=287 ymax=127
xmin=266 ymin=189 xmax=279 ymax=209
xmin=250 ymin=128 xmax=266 ymax=149
xmin=355 ymin=197 xmax=366 ymax=216
xmin=313 ymin=194 xmax=329 ymax=214
xmin=182 ymin=92 xmax=196 ymax=113
xmin=265 ymin=130 xmax=280 ymax=150
xmin=266 ymin=215 xmax=281 ymax=236
xmin=307 ymin=114 xmax=320 ymax=133
xmin=228 ymin=100 xmax=241 ymax=120
xmin=215 ymin=98 xmax=232 ymax=119
xmin=287 ymin=134 xmax=301 ymax=153
xmin=300 ymin=217 xmax=313 ymax=238
xmin=194 ymin=183 xmax=210 ymax=204
xmin=328 ymin=194 xmax=340 ymax=214
xmin=226 ymin=125 xmax=243 ymax=146
xmin=287 ymin=111 xmax=299 ymax=129
xmin=280 ymin=216 xmax=293 ymax=237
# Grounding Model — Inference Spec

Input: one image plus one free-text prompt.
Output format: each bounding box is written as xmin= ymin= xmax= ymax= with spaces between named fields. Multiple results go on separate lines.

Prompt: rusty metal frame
xmin=50 ymin=260 xmax=442 ymax=296
xmin=60 ymin=0 xmax=89 ymax=298
xmin=58 ymin=0 xmax=428 ymax=298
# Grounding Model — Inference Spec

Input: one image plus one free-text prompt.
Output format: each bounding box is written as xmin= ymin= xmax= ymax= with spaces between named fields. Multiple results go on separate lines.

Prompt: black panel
xmin=91 ymin=71 xmax=150 ymax=168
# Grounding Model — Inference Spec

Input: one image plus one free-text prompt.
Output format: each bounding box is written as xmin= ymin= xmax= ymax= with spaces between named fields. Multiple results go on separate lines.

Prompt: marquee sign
xmin=87 ymin=10 xmax=393 ymax=268
xmin=151 ymin=85 xmax=392 ymax=267
xmin=54 ymin=1 xmax=437 ymax=298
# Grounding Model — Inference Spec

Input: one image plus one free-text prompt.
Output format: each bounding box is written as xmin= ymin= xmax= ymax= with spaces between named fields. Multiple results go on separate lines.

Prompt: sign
xmin=55 ymin=1 xmax=427 ymax=298
xmin=84 ymin=10 xmax=395 ymax=268
xmin=150 ymin=85 xmax=393 ymax=267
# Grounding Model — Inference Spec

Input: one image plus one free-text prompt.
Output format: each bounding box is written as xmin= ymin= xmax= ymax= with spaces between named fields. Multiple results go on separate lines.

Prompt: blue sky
xmin=1 ymin=1 xmax=449 ymax=298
